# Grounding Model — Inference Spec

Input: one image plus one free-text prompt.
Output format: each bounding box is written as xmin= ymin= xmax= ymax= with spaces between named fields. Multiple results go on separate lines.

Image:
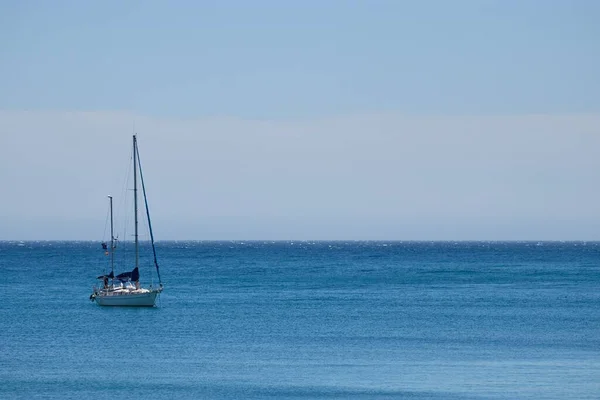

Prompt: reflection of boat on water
xmin=90 ymin=134 xmax=163 ymax=307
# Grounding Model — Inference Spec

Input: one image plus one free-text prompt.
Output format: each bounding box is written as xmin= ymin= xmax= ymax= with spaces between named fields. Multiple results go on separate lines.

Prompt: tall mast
xmin=133 ymin=134 xmax=139 ymax=271
xmin=109 ymin=195 xmax=114 ymax=278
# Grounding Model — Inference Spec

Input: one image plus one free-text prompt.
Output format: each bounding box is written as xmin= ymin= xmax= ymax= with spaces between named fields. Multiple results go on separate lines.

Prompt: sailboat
xmin=90 ymin=134 xmax=163 ymax=307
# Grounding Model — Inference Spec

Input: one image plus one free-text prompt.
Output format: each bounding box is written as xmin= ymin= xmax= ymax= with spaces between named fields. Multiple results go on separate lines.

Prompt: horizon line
xmin=1 ymin=239 xmax=599 ymax=243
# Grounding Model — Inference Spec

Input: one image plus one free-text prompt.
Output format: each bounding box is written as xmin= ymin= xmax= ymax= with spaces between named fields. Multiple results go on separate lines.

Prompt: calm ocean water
xmin=0 ymin=241 xmax=599 ymax=399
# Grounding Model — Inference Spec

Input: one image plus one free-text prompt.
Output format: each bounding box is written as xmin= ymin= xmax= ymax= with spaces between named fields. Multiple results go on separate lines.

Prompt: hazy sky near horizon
xmin=1 ymin=1 xmax=599 ymax=240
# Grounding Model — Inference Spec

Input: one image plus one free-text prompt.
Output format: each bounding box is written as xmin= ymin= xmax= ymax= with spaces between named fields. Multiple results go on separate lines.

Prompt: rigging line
xmin=141 ymin=210 xmax=154 ymax=287
xmin=111 ymin=136 xmax=134 ymax=224
xmin=103 ymin=202 xmax=110 ymax=242
xmin=119 ymin=150 xmax=133 ymax=246
xmin=135 ymin=142 xmax=162 ymax=286
xmin=112 ymin=140 xmax=134 ymax=271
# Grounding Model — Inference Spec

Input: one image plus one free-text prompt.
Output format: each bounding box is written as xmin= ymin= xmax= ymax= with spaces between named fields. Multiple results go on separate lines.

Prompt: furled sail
xmin=116 ymin=267 xmax=140 ymax=282
xmin=96 ymin=271 xmax=114 ymax=280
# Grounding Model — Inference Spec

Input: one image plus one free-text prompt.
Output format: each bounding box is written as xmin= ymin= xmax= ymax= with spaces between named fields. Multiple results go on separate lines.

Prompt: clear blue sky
xmin=1 ymin=1 xmax=599 ymax=240
xmin=1 ymin=0 xmax=598 ymax=118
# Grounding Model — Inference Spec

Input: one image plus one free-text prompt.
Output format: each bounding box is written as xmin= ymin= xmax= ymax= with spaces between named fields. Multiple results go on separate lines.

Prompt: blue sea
xmin=0 ymin=241 xmax=599 ymax=399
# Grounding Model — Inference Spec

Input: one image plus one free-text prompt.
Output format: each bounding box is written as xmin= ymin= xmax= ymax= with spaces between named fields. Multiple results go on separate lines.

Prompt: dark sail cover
xmin=96 ymin=271 xmax=114 ymax=280
xmin=116 ymin=271 xmax=132 ymax=282
xmin=116 ymin=267 xmax=140 ymax=282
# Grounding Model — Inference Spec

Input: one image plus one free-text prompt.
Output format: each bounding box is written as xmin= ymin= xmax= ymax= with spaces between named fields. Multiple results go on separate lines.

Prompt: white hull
xmin=94 ymin=289 xmax=160 ymax=307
